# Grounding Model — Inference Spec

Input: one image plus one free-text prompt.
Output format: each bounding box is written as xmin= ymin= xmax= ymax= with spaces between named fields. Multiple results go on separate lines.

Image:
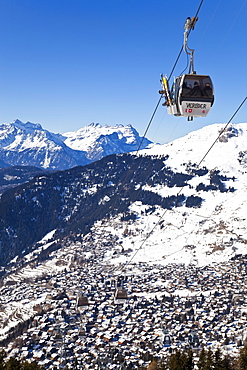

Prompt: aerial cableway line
xmin=137 ymin=0 xmax=206 ymax=152
xmin=122 ymin=95 xmax=247 ymax=271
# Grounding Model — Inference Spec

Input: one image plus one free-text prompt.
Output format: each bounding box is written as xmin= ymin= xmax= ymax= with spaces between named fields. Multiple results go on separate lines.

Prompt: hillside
xmin=0 ymin=166 xmax=48 ymax=194
xmin=0 ymin=122 xmax=246 ymax=268
xmin=0 ymin=122 xmax=247 ymax=368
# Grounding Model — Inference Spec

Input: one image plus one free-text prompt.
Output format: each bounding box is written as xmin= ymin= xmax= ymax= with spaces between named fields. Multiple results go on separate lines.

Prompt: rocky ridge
xmin=0 ymin=120 xmax=152 ymax=170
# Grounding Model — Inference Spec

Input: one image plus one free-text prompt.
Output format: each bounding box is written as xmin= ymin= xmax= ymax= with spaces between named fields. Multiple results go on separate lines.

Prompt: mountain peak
xmin=0 ymin=120 xmax=152 ymax=170
xmin=13 ymin=119 xmax=43 ymax=131
xmin=12 ymin=119 xmax=43 ymax=132
xmin=88 ymin=122 xmax=102 ymax=128
xmin=63 ymin=122 xmax=152 ymax=161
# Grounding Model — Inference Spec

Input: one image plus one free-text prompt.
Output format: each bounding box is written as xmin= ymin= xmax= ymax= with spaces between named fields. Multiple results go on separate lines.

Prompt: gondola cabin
xmin=162 ymin=74 xmax=214 ymax=120
xmin=77 ymin=294 xmax=89 ymax=310
xmin=115 ymin=288 xmax=128 ymax=304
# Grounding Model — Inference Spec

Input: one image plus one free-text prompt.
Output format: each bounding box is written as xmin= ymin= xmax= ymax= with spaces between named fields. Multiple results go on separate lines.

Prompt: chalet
xmin=2 ymin=248 xmax=247 ymax=369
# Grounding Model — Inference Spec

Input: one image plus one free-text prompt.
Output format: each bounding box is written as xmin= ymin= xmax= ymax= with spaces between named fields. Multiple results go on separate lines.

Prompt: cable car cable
xmin=168 ymin=0 xmax=204 ymax=83
xmin=136 ymin=0 xmax=205 ymax=153
xmin=108 ymin=0 xmax=207 ymax=275
xmin=136 ymin=95 xmax=163 ymax=155
xmin=198 ymin=96 xmax=247 ymax=166
xmin=102 ymin=0 xmax=206 ymax=276
xmin=121 ymin=96 xmax=247 ymax=271
xmin=220 ymin=0 xmax=247 ymax=46
xmin=198 ymin=0 xmax=222 ymax=42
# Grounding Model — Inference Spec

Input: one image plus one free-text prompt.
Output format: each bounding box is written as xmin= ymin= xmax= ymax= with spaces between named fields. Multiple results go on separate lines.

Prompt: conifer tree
xmin=214 ymin=348 xmax=225 ymax=370
xmin=197 ymin=347 xmax=207 ymax=370
xmin=168 ymin=349 xmax=193 ymax=370
xmin=147 ymin=359 xmax=158 ymax=370
xmin=239 ymin=342 xmax=247 ymax=369
xmin=222 ymin=355 xmax=234 ymax=370
xmin=4 ymin=358 xmax=20 ymax=370
xmin=0 ymin=351 xmax=6 ymax=370
xmin=186 ymin=349 xmax=194 ymax=370
xmin=21 ymin=361 xmax=41 ymax=370
xmin=168 ymin=350 xmax=184 ymax=370
xmin=205 ymin=348 xmax=214 ymax=370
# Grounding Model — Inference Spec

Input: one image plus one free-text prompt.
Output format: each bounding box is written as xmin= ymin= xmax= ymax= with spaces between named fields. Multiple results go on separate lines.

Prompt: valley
xmin=0 ymin=121 xmax=247 ymax=368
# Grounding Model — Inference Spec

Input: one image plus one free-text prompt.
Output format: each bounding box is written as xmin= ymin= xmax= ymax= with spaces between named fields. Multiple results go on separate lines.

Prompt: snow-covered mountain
xmin=63 ymin=122 xmax=152 ymax=162
xmin=0 ymin=119 xmax=89 ymax=170
xmin=117 ymin=122 xmax=247 ymax=266
xmin=1 ymin=122 xmax=247 ymax=365
xmin=0 ymin=122 xmax=247 ymax=269
xmin=0 ymin=120 xmax=152 ymax=170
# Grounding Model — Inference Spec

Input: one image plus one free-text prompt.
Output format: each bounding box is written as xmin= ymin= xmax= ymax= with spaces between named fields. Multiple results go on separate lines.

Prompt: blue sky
xmin=0 ymin=0 xmax=246 ymax=144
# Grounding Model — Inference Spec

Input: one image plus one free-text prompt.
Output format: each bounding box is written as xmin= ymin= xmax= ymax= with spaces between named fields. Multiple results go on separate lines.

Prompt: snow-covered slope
xmin=142 ymin=123 xmax=246 ymax=173
xmin=1 ymin=122 xmax=247 ymax=269
xmin=63 ymin=122 xmax=152 ymax=161
xmin=101 ymin=122 xmax=247 ymax=267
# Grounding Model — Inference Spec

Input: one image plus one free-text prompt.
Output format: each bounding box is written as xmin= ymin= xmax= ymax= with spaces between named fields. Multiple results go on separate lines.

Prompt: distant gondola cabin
xmin=115 ymin=288 xmax=128 ymax=304
xmin=77 ymin=294 xmax=89 ymax=310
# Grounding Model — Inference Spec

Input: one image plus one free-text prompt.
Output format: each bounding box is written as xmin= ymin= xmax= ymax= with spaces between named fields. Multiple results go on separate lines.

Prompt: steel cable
xmin=122 ymin=96 xmax=247 ymax=270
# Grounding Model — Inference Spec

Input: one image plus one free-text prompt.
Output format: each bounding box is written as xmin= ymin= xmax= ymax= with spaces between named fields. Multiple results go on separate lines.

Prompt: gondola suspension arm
xmin=183 ymin=17 xmax=198 ymax=74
